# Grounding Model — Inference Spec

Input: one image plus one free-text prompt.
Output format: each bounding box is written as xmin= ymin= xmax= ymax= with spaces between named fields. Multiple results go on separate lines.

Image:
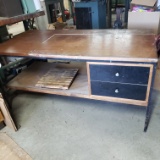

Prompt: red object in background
xmin=64 ymin=9 xmax=70 ymax=20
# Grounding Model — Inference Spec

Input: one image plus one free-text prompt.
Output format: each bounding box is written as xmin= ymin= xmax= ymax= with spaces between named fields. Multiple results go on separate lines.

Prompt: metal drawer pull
xmin=115 ymin=89 xmax=119 ymax=93
xmin=115 ymin=73 xmax=119 ymax=77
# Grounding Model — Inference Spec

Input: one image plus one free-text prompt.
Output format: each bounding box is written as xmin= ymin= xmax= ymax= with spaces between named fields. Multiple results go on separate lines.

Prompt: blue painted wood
xmin=91 ymin=81 xmax=147 ymax=100
xmin=89 ymin=64 xmax=150 ymax=85
xmin=75 ymin=8 xmax=92 ymax=29
xmin=74 ymin=1 xmax=106 ymax=29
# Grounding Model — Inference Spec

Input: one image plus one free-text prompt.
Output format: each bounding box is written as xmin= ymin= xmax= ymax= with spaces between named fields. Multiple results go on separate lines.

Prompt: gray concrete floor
xmin=1 ymin=89 xmax=160 ymax=160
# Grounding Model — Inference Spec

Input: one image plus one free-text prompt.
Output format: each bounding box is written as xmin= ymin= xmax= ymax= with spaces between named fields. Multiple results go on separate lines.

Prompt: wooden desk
xmin=0 ymin=29 xmax=158 ymax=131
xmin=0 ymin=11 xmax=45 ymax=42
xmin=0 ymin=11 xmax=45 ymax=27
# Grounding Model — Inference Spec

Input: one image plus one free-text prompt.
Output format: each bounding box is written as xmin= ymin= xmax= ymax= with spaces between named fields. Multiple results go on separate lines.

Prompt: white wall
xmin=64 ymin=0 xmax=69 ymax=10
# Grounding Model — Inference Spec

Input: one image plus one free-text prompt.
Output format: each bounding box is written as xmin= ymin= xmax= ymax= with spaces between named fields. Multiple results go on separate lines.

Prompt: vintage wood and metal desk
xmin=0 ymin=29 xmax=158 ymax=131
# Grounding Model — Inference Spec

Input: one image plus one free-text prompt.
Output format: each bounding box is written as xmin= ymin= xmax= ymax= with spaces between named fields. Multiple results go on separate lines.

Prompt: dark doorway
xmin=75 ymin=8 xmax=92 ymax=29
xmin=49 ymin=4 xmax=56 ymax=23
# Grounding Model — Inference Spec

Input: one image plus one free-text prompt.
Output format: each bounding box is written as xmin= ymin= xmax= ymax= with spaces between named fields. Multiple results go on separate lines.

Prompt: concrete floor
xmin=1 ymin=89 xmax=160 ymax=160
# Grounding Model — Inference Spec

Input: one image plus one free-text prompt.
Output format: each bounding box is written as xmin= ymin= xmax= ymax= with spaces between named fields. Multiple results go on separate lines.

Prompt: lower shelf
xmin=7 ymin=61 xmax=148 ymax=107
xmin=7 ymin=61 xmax=89 ymax=97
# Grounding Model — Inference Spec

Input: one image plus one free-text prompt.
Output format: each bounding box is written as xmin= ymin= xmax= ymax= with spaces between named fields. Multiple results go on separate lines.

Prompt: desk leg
xmin=144 ymin=64 xmax=157 ymax=132
xmin=23 ymin=20 xmax=29 ymax=31
xmin=144 ymin=102 xmax=152 ymax=132
xmin=23 ymin=19 xmax=36 ymax=31
xmin=125 ymin=0 xmax=130 ymax=24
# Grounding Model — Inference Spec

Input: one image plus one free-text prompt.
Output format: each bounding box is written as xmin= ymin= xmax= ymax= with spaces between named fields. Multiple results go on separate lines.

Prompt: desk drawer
xmin=89 ymin=63 xmax=150 ymax=85
xmin=91 ymin=81 xmax=147 ymax=100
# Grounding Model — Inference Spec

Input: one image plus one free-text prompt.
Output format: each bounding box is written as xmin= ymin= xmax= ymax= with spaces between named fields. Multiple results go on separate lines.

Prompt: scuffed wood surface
xmin=36 ymin=67 xmax=78 ymax=90
xmin=0 ymin=30 xmax=158 ymax=63
xmin=0 ymin=11 xmax=45 ymax=26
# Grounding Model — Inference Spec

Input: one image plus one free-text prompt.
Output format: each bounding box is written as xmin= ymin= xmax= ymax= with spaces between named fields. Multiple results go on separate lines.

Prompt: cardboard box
xmin=128 ymin=12 xmax=160 ymax=34
xmin=128 ymin=0 xmax=160 ymax=34
xmin=131 ymin=0 xmax=157 ymax=8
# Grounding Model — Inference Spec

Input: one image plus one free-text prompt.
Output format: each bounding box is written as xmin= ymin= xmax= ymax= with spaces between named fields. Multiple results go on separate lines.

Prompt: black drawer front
xmin=89 ymin=64 xmax=150 ymax=85
xmin=91 ymin=81 xmax=147 ymax=100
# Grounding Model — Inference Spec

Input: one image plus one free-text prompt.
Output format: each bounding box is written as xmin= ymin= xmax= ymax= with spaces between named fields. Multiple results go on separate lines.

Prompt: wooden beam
xmin=0 ymin=109 xmax=4 ymax=122
xmin=0 ymin=93 xmax=17 ymax=131
xmin=0 ymin=11 xmax=45 ymax=27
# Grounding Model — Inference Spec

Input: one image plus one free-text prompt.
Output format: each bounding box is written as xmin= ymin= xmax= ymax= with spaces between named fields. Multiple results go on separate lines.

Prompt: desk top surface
xmin=0 ymin=29 xmax=158 ymax=62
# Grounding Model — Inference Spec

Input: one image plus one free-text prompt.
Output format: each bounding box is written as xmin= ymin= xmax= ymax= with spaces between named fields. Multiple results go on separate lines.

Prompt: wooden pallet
xmin=36 ymin=67 xmax=79 ymax=90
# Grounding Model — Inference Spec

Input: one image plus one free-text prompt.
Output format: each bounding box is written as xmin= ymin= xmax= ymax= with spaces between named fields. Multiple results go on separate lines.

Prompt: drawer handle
xmin=115 ymin=89 xmax=119 ymax=93
xmin=115 ymin=73 xmax=119 ymax=77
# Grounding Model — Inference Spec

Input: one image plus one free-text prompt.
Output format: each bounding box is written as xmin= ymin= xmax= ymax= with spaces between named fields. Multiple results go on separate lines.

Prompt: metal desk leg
xmin=23 ymin=20 xmax=29 ymax=31
xmin=125 ymin=0 xmax=130 ymax=24
xmin=144 ymin=102 xmax=153 ymax=132
xmin=107 ymin=0 xmax=112 ymax=28
xmin=144 ymin=63 xmax=157 ymax=132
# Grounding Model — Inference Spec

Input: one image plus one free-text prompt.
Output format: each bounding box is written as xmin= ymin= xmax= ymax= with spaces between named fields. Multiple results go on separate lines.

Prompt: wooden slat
xmin=0 ymin=110 xmax=4 ymax=122
xmin=0 ymin=94 xmax=17 ymax=131
xmin=36 ymin=68 xmax=78 ymax=90
xmin=0 ymin=11 xmax=45 ymax=26
xmin=0 ymin=133 xmax=32 ymax=160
